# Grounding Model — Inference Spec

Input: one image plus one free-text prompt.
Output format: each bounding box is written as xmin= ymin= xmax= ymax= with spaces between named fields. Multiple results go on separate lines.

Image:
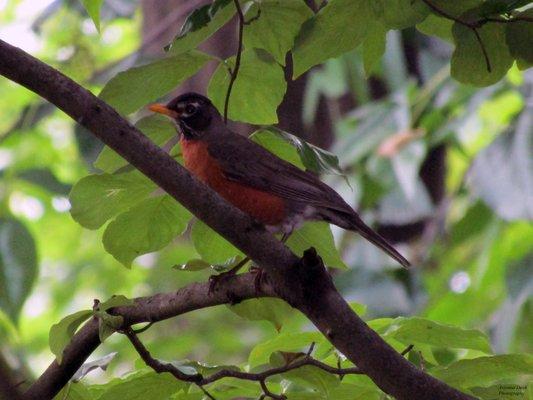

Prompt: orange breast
xmin=180 ymin=138 xmax=286 ymax=225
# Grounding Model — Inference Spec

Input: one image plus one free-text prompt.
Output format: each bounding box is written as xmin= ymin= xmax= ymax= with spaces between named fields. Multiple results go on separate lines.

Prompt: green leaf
xmin=174 ymin=259 xmax=212 ymax=271
xmin=505 ymin=10 xmax=533 ymax=69
xmin=81 ymin=0 xmax=103 ymax=32
xmin=0 ymin=218 xmax=37 ymax=322
xmin=433 ymin=354 xmax=533 ymax=388
xmin=191 ymin=220 xmax=243 ymax=265
xmin=416 ymin=14 xmax=453 ymax=43
xmin=99 ymin=51 xmax=211 ymax=115
xmin=376 ymin=0 xmax=429 ymax=29
xmin=49 ymin=310 xmax=93 ymax=364
xmin=166 ymin=0 xmax=235 ymax=54
xmin=103 ymin=195 xmax=192 ymax=267
xmin=250 ymin=129 xmax=304 ymax=168
xmin=451 ymin=22 xmax=513 ymax=86
xmin=243 ymin=0 xmax=313 ymax=64
xmin=97 ymin=295 xmax=134 ymax=311
xmin=69 ymin=171 xmax=155 ymax=230
xmin=54 ymin=382 xmax=94 ymax=400
xmin=249 ymin=331 xmax=323 ymax=367
xmin=94 ymin=115 xmax=177 ymax=173
xmin=208 ymin=49 xmax=286 ymax=124
xmin=427 ymin=0 xmax=483 ymax=17
xmin=283 ymin=365 xmax=341 ymax=396
xmin=292 ymin=0 xmax=372 ymax=78
xmin=97 ymin=313 xmax=123 ymax=342
xmin=384 ymin=317 xmax=492 ymax=353
xmin=228 ymin=298 xmax=294 ymax=331
xmin=286 ymin=222 xmax=347 ymax=269
xmin=468 ymin=108 xmax=533 ymax=221
xmin=363 ymin=22 xmax=387 ymax=77
xmin=98 ymin=371 xmax=188 ymax=400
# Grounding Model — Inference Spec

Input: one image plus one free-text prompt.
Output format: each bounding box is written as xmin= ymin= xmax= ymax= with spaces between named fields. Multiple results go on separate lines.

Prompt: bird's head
xmin=149 ymin=92 xmax=222 ymax=139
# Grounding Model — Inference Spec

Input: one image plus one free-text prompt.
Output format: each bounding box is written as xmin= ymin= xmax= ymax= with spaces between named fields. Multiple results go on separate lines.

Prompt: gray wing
xmin=206 ymin=133 xmax=354 ymax=214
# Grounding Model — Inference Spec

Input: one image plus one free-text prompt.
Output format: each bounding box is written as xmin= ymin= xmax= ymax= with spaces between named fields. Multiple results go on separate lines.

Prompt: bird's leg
xmin=208 ymin=256 xmax=250 ymax=294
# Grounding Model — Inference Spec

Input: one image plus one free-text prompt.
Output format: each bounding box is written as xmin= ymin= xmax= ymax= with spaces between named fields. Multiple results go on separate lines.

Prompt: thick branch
xmin=0 ymin=39 xmax=475 ymax=400
xmin=25 ymin=273 xmax=274 ymax=400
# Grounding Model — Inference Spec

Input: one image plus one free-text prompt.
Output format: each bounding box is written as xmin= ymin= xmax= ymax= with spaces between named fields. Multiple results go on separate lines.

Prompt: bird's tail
xmin=324 ymin=209 xmax=411 ymax=268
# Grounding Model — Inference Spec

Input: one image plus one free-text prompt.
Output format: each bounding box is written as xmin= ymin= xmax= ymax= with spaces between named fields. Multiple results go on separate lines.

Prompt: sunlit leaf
xmin=94 ymin=115 xmax=177 ymax=173
xmin=166 ymin=0 xmax=235 ymax=54
xmin=208 ymin=49 xmax=286 ymax=124
xmin=49 ymin=310 xmax=94 ymax=364
xmin=433 ymin=354 xmax=533 ymax=388
xmin=286 ymin=222 xmax=347 ymax=269
xmin=103 ymin=195 xmax=192 ymax=267
xmin=228 ymin=298 xmax=294 ymax=331
xmin=384 ymin=317 xmax=492 ymax=353
xmin=100 ymin=51 xmax=211 ymax=115
xmin=243 ymin=0 xmax=313 ymax=64
xmin=191 ymin=220 xmax=243 ymax=265
xmin=69 ymin=171 xmax=155 ymax=230
xmin=98 ymin=371 xmax=188 ymax=400
xmin=292 ymin=0 xmax=372 ymax=78
xmin=249 ymin=331 xmax=323 ymax=367
xmin=81 ymin=0 xmax=104 ymax=32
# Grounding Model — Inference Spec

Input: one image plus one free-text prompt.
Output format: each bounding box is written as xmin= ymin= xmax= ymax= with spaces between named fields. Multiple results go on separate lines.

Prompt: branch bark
xmin=25 ymin=273 xmax=274 ymax=400
xmin=0 ymin=39 xmax=475 ymax=400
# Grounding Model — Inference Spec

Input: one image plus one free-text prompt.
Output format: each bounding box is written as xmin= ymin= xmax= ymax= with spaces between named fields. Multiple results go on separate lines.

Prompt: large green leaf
xmin=250 ymin=129 xmax=305 ymax=168
xmin=208 ymin=49 xmax=286 ymax=124
xmin=191 ymin=220 xmax=242 ymax=265
xmin=0 ymin=218 xmax=37 ymax=323
xmin=433 ymin=354 xmax=533 ymax=388
xmin=49 ymin=310 xmax=94 ymax=364
xmin=69 ymin=171 xmax=155 ymax=230
xmin=451 ymin=22 xmax=513 ymax=86
xmin=248 ymin=331 xmax=323 ymax=367
xmin=505 ymin=9 xmax=533 ymax=70
xmin=99 ymin=51 xmax=211 ymax=115
xmin=362 ymin=22 xmax=387 ymax=77
xmin=81 ymin=0 xmax=103 ymax=32
xmin=98 ymin=371 xmax=188 ymax=400
xmin=286 ymin=222 xmax=347 ymax=269
xmin=94 ymin=115 xmax=177 ymax=173
xmin=103 ymin=195 xmax=191 ymax=267
xmin=384 ymin=317 xmax=492 ymax=353
xmin=468 ymin=105 xmax=533 ymax=221
xmin=292 ymin=0 xmax=372 ymax=78
xmin=166 ymin=0 xmax=235 ymax=54
xmin=228 ymin=298 xmax=294 ymax=331
xmin=243 ymin=0 xmax=313 ymax=65
xmin=375 ymin=0 xmax=429 ymax=29
xmin=282 ymin=365 xmax=341 ymax=396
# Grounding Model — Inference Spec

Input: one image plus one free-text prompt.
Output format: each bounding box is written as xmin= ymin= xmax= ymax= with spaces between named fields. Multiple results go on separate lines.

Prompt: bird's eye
xmin=185 ymin=104 xmax=196 ymax=114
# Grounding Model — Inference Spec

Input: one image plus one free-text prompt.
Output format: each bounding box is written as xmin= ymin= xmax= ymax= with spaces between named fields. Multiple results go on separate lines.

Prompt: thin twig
xmin=401 ymin=344 xmax=415 ymax=356
xmin=472 ymin=27 xmax=491 ymax=72
xmin=419 ymin=0 xmax=527 ymax=73
xmin=124 ymin=329 xmax=362 ymax=399
xmin=223 ymin=0 xmax=245 ymax=123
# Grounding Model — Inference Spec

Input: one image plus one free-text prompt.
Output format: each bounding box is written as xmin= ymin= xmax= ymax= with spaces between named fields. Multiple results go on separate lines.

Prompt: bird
xmin=149 ymin=92 xmax=410 ymax=269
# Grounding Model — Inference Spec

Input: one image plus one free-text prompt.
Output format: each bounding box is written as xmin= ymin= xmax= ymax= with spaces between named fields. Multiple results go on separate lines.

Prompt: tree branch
xmin=24 ymin=273 xmax=274 ymax=400
xmin=0 ymin=39 xmax=475 ymax=400
xmin=124 ymin=328 xmax=362 ymax=399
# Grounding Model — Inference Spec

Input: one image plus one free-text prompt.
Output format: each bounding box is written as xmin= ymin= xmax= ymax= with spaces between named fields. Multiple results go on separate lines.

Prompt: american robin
xmin=149 ymin=92 xmax=410 ymax=268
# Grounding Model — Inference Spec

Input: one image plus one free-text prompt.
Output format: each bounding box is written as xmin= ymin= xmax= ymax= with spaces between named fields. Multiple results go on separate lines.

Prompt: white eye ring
xmin=185 ymin=104 xmax=196 ymax=114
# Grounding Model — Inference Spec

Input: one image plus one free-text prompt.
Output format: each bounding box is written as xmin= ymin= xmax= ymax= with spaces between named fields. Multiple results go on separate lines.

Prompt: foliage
xmin=0 ymin=0 xmax=532 ymax=399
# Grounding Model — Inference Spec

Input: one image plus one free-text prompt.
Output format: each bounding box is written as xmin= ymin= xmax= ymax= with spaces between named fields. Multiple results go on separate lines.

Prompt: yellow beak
xmin=149 ymin=103 xmax=179 ymax=118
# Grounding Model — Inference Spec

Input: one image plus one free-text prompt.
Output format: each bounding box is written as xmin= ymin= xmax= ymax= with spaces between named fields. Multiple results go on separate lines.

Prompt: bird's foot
xmin=208 ymin=256 xmax=250 ymax=295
